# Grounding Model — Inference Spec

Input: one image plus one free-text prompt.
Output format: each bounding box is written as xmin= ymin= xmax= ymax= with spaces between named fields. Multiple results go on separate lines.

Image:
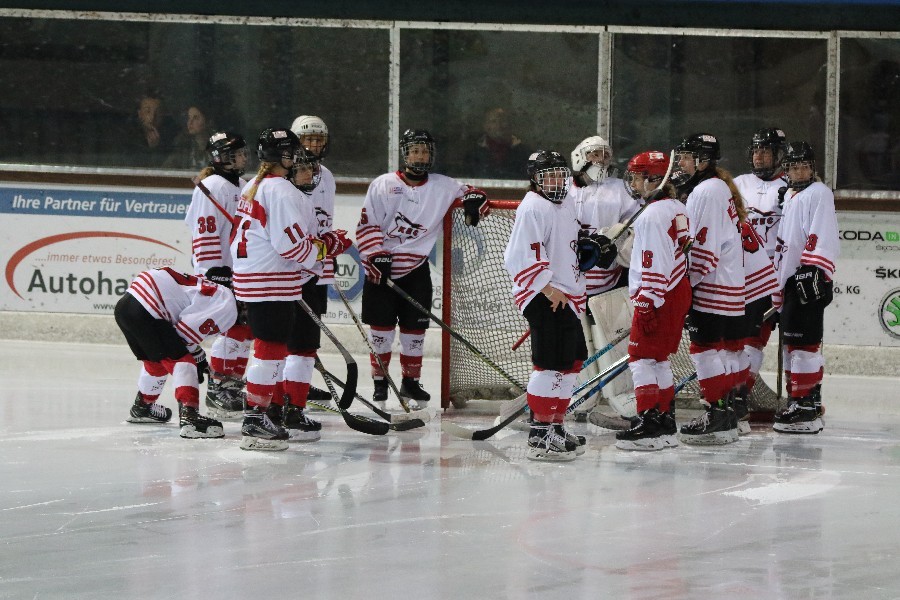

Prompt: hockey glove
xmin=577 ymin=232 xmax=617 ymax=272
xmin=366 ymin=251 xmax=392 ymax=285
xmin=794 ymin=264 xmax=832 ymax=305
xmin=204 ymin=266 xmax=233 ymax=289
xmin=633 ymin=295 xmax=658 ymax=335
xmin=462 ymin=188 xmax=490 ymax=227
xmin=777 ymin=186 xmax=788 ymax=210
xmin=319 ymin=229 xmax=353 ymax=257
xmin=190 ymin=346 xmax=209 ymax=384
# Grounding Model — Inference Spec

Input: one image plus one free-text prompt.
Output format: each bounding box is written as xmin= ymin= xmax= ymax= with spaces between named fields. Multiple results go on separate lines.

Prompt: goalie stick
xmin=295 ymin=297 xmax=357 ymax=411
xmin=441 ymin=355 xmax=629 ymax=441
xmin=332 ymin=282 xmax=412 ymax=412
xmin=310 ymin=366 xmax=425 ymax=434
xmin=315 ymin=359 xmax=430 ymax=426
xmin=385 ymin=278 xmax=526 ymax=391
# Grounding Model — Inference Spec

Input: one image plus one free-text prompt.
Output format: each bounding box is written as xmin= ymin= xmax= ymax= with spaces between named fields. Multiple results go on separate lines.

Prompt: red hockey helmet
xmin=624 ymin=150 xmax=670 ymax=199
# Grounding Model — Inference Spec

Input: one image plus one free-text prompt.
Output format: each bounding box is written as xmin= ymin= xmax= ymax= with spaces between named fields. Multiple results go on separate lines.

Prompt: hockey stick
xmin=332 ymin=282 xmax=411 ymax=412
xmin=385 ymin=278 xmax=526 ymax=391
xmin=309 ymin=368 xmax=425 ymax=434
xmin=441 ymin=355 xmax=629 ymax=441
xmin=295 ymin=297 xmax=357 ymax=410
xmin=196 ymin=180 xmax=238 ymax=227
xmin=565 ymin=356 xmax=629 ymax=415
xmin=511 ymin=329 xmax=530 ymax=351
xmin=315 ymin=359 xmax=430 ymax=425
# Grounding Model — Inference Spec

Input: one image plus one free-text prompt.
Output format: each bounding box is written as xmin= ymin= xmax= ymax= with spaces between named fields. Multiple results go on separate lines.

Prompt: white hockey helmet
xmin=571 ymin=136 xmax=612 ymax=183
xmin=290 ymin=115 xmax=329 ymax=159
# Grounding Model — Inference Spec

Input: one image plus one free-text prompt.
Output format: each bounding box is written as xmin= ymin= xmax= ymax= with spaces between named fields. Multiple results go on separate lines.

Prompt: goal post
xmin=441 ymin=199 xmax=779 ymax=420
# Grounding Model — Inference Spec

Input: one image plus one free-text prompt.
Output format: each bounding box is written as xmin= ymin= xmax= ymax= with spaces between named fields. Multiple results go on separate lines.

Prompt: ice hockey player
xmin=504 ymin=150 xmax=589 ymax=461
xmin=290 ymin=115 xmax=338 ymax=403
xmin=613 ymin=151 xmax=691 ymax=451
xmin=231 ymin=128 xmax=352 ymax=451
xmin=355 ymin=128 xmax=487 ymax=405
xmin=673 ymin=133 xmax=744 ymax=445
xmin=772 ymin=142 xmax=839 ymax=434
xmin=184 ymin=131 xmax=252 ymax=421
xmin=115 ymin=267 xmax=237 ymax=439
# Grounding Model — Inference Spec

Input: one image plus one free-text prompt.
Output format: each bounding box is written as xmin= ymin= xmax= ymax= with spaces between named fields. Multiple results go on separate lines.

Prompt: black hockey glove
xmin=462 ymin=188 xmax=489 ymax=227
xmin=190 ymin=346 xmax=209 ymax=384
xmin=367 ymin=251 xmax=392 ymax=285
xmin=204 ymin=266 xmax=233 ymax=289
xmin=577 ymin=232 xmax=617 ymax=272
xmin=777 ymin=186 xmax=788 ymax=210
xmin=794 ymin=264 xmax=832 ymax=305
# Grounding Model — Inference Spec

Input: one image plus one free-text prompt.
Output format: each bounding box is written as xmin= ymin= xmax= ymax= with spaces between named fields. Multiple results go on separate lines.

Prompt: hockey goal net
xmin=440 ymin=199 xmax=779 ymax=418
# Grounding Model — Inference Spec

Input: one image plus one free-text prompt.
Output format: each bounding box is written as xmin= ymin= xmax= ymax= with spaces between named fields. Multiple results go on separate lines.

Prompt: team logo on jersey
xmin=387 ymin=213 xmax=426 ymax=240
xmin=748 ymin=208 xmax=781 ymax=244
xmin=879 ymin=288 xmax=900 ymax=339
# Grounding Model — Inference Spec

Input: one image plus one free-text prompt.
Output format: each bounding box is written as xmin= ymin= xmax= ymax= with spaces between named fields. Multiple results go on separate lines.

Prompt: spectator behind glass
xmin=128 ymin=91 xmax=177 ymax=168
xmin=163 ymin=104 xmax=216 ymax=170
xmin=464 ymin=107 xmax=531 ymax=180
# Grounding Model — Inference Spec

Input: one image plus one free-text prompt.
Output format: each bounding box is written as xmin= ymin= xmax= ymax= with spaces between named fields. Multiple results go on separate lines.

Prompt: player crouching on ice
xmin=115 ymin=267 xmax=238 ymax=439
xmin=504 ymin=150 xmax=594 ymax=461
xmin=614 ymin=151 xmax=692 ymax=451
xmin=771 ymin=142 xmax=839 ymax=434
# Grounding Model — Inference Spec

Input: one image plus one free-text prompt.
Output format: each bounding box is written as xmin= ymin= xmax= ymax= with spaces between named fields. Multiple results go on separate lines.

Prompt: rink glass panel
xmin=838 ymin=38 xmax=900 ymax=191
xmin=398 ymin=29 xmax=599 ymax=181
xmin=0 ymin=17 xmax=389 ymax=177
xmin=610 ymin=34 xmax=828 ymax=177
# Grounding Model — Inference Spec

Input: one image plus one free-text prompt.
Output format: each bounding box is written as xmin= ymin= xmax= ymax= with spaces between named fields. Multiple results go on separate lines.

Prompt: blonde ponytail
xmin=243 ymin=162 xmax=278 ymax=204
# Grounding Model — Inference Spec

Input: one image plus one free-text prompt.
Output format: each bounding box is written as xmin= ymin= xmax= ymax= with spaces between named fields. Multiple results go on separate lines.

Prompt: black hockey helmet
xmin=782 ymin=141 xmax=816 ymax=190
xmin=747 ymin=127 xmax=787 ymax=180
xmin=675 ymin=133 xmax=721 ymax=164
xmin=526 ymin=150 xmax=571 ymax=203
xmin=206 ymin=131 xmax=248 ymax=175
xmin=400 ymin=129 xmax=435 ymax=174
xmin=257 ymin=127 xmax=301 ymax=163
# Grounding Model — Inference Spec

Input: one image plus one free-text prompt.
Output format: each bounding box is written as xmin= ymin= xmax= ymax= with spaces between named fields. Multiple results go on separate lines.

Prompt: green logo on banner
xmin=880 ymin=289 xmax=900 ymax=339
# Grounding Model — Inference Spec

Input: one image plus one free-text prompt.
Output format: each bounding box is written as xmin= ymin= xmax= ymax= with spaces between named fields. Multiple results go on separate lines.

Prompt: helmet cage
xmin=400 ymin=138 xmax=435 ymax=174
xmin=572 ymin=136 xmax=612 ymax=183
xmin=783 ymin=159 xmax=815 ymax=190
xmin=747 ymin=128 xmax=787 ymax=179
xmin=291 ymin=115 xmax=330 ymax=159
xmin=292 ymin=148 xmax=322 ymax=193
xmin=533 ymin=166 xmax=571 ymax=203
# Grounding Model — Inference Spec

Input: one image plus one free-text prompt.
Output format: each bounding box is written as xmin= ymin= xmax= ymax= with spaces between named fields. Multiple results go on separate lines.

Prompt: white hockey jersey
xmin=301 ymin=164 xmax=337 ymax=284
xmin=230 ymin=175 xmax=319 ymax=302
xmin=573 ymin=177 xmax=641 ymax=295
xmin=184 ymin=173 xmax=247 ymax=273
xmin=773 ymin=181 xmax=840 ymax=300
xmin=356 ymin=172 xmax=467 ymax=279
xmin=686 ymin=176 xmax=745 ymax=316
xmin=740 ymin=221 xmax=779 ymax=303
xmin=627 ymin=197 xmax=689 ymax=309
xmin=734 ymin=172 xmax=787 ymax=260
xmin=504 ymin=190 xmax=586 ymax=315
xmin=126 ymin=267 xmax=237 ymax=348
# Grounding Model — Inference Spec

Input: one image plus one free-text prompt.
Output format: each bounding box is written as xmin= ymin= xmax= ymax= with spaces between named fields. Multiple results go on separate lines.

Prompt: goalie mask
xmin=207 ymin=131 xmax=248 ymax=176
xmin=571 ymin=136 xmax=612 ymax=184
xmin=782 ymin=141 xmax=816 ymax=191
xmin=747 ymin=127 xmax=787 ymax=180
xmin=291 ymin=115 xmax=329 ymax=160
xmin=291 ymin=147 xmax=322 ymax=194
xmin=526 ymin=150 xmax=571 ymax=204
xmin=400 ymin=129 xmax=435 ymax=175
xmin=257 ymin=127 xmax=301 ymax=165
xmin=624 ymin=150 xmax=670 ymax=200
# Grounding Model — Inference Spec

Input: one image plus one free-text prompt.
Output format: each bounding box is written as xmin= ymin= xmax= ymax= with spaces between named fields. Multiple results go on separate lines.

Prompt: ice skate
xmin=526 ymin=422 xmax=578 ymax=462
xmin=616 ymin=409 xmax=667 ymax=451
xmin=240 ymin=405 xmax=289 ymax=451
xmin=179 ymin=404 xmax=224 ymax=439
xmin=678 ymin=400 xmax=738 ymax=445
xmin=773 ymin=398 xmax=823 ymax=434
xmin=205 ymin=374 xmax=245 ymax=421
xmin=554 ymin=423 xmax=587 ymax=455
xmin=283 ymin=404 xmax=322 ymax=442
xmin=657 ymin=409 xmax=679 ymax=448
xmin=372 ymin=379 xmax=389 ymax=403
xmin=126 ymin=393 xmax=173 ymax=424
xmin=732 ymin=390 xmax=751 ymax=435
xmin=400 ymin=377 xmax=430 ymax=404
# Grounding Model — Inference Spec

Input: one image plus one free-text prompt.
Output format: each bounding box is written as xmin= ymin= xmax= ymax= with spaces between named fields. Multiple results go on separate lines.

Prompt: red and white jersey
xmin=504 ymin=190 xmax=586 ymax=315
xmin=773 ymin=181 xmax=840 ymax=301
xmin=230 ymin=175 xmax=319 ymax=302
xmin=184 ymin=173 xmax=247 ymax=273
xmin=356 ymin=172 xmax=467 ymax=279
xmin=627 ymin=197 xmax=689 ymax=309
xmin=686 ymin=177 xmax=745 ymax=316
xmin=126 ymin=267 xmax=237 ymax=347
xmin=573 ymin=177 xmax=641 ymax=295
xmin=302 ymin=164 xmax=337 ymax=284
xmin=740 ymin=221 xmax=779 ymax=303
xmin=734 ymin=172 xmax=787 ymax=260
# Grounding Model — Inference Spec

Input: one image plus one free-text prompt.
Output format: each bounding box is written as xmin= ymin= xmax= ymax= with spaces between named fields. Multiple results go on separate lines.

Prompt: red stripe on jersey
xmin=237 ymin=198 xmax=268 ymax=228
